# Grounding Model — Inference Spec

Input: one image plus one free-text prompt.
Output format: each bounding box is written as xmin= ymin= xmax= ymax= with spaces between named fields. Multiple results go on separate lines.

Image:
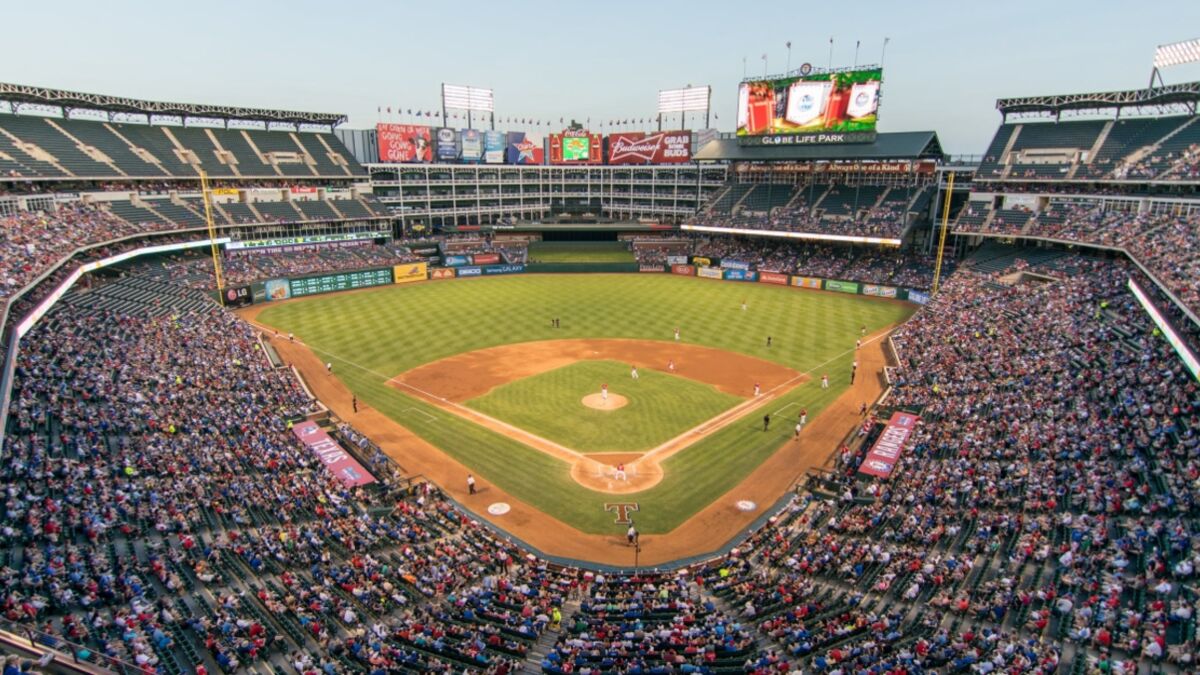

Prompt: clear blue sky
xmin=2 ymin=0 xmax=1199 ymax=154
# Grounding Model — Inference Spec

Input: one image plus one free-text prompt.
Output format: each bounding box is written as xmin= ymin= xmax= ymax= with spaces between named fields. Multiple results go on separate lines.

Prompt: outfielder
xmin=630 ymin=365 xmax=639 ymax=380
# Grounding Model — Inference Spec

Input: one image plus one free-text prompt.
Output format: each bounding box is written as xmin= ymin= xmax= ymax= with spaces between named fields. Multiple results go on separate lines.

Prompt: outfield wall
xmin=242 ymin=261 xmax=932 ymax=306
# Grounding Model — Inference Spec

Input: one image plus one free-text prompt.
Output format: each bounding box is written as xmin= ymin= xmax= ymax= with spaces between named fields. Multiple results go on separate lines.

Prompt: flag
xmin=761 ymin=53 xmax=767 ymax=61
xmin=377 ymin=106 xmax=381 ymax=113
xmin=387 ymin=107 xmax=391 ymax=114
xmin=786 ymin=41 xmax=791 ymax=49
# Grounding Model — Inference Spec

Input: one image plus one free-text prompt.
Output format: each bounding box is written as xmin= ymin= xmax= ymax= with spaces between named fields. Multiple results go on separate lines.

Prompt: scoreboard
xmin=288 ymin=268 xmax=393 ymax=297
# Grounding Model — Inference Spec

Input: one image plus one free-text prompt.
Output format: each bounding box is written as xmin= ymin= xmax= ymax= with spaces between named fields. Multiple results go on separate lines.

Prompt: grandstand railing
xmin=0 ymin=618 xmax=140 ymax=674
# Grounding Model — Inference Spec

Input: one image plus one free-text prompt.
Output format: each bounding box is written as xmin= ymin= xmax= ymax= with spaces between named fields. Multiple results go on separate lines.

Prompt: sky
xmin=3 ymin=0 xmax=1200 ymax=155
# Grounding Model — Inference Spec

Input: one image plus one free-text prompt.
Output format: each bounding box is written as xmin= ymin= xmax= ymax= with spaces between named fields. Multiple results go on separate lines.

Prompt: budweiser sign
xmin=608 ymin=131 xmax=692 ymax=164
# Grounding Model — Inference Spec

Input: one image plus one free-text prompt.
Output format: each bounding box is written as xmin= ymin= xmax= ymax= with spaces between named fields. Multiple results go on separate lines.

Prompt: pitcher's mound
xmin=582 ymin=393 xmax=628 ymax=410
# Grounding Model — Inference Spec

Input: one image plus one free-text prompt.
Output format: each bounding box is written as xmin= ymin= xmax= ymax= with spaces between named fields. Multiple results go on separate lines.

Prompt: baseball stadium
xmin=2 ymin=4 xmax=1200 ymax=673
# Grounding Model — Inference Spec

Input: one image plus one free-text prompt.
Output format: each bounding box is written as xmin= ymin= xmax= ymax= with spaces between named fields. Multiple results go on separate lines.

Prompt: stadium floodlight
xmin=1155 ymin=39 xmax=1200 ymax=69
xmin=442 ymin=84 xmax=494 ymax=112
xmin=657 ymin=85 xmax=711 ymax=114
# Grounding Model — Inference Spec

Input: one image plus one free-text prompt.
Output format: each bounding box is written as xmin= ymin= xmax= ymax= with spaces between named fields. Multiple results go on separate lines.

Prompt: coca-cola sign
xmin=607 ymin=131 xmax=692 ymax=164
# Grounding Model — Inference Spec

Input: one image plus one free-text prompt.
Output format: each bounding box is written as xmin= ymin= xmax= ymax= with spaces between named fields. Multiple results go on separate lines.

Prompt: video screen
xmin=736 ymin=67 xmax=881 ymax=143
xmin=563 ymin=136 xmax=590 ymax=161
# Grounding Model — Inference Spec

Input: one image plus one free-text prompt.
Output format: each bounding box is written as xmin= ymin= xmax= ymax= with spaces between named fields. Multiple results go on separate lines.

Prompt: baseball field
xmin=249 ymin=273 xmax=913 ymax=560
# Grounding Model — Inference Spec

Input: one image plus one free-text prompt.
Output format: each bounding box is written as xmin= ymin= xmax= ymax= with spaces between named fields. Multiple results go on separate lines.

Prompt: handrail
xmin=0 ymin=619 xmax=142 ymax=674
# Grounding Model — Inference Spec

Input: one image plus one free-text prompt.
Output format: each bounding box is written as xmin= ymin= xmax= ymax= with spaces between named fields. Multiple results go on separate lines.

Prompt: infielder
xmin=630 ymin=365 xmax=639 ymax=380
xmin=821 ymin=374 xmax=829 ymax=389
xmin=667 ymin=359 xmax=675 ymax=373
xmin=754 ymin=382 xmax=761 ymax=397
xmin=674 ymin=327 xmax=680 ymax=341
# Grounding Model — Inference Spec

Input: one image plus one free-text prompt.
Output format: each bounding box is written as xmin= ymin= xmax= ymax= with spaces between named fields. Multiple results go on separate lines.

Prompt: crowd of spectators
xmin=167 ymin=243 xmax=424 ymax=287
xmin=956 ymin=202 xmax=1200 ymax=316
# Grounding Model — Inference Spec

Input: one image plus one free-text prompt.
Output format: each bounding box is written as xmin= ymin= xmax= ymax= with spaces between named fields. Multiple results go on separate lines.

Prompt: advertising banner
xmin=457 ymin=266 xmax=483 ymax=277
xmin=907 ymin=290 xmax=930 ymax=305
xmin=376 ymin=124 xmax=432 ymax=163
xmin=291 ymin=421 xmax=376 ymax=487
xmin=212 ymin=188 xmax=240 ymax=196
xmin=505 ymin=131 xmax=544 ymax=164
xmin=735 ymin=160 xmax=936 ymax=175
xmin=759 ymin=272 xmax=790 ymax=285
xmin=548 ymin=131 xmax=603 ymax=164
xmin=265 ymin=278 xmax=291 ymax=301
xmin=737 ymin=67 xmax=882 ymax=145
xmin=791 ymin=276 xmax=822 ymax=289
xmin=825 ymin=280 xmax=861 ymax=294
xmin=430 ymin=267 xmax=457 ymax=280
xmin=435 ymin=127 xmax=459 ymax=162
xmin=862 ymin=284 xmax=898 ymax=298
xmin=472 ymin=252 xmax=500 ymax=265
xmin=639 ymin=264 xmax=665 ymax=272
xmin=723 ymin=269 xmax=758 ymax=282
xmin=691 ymin=256 xmax=715 ymax=267
xmin=483 ymin=264 xmax=525 ymax=275
xmin=859 ymin=412 xmax=919 ymax=479
xmin=222 ymin=285 xmax=252 ymax=307
xmin=671 ymin=264 xmax=695 ymax=276
xmin=222 ymin=285 xmax=253 ymax=307
xmin=697 ymin=266 xmax=723 ymax=280
xmin=607 ymin=131 xmax=692 ymax=164
xmin=443 ymin=254 xmax=470 ymax=267
xmin=483 ymin=131 xmax=506 ymax=164
xmin=393 ymin=262 xmax=428 ymax=284
xmin=666 ymin=255 xmax=689 ymax=265
xmin=720 ymin=259 xmax=750 ymax=271
xmin=460 ymin=129 xmax=483 ymax=162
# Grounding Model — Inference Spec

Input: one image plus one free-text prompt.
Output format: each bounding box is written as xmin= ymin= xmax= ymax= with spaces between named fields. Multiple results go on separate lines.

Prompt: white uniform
xmin=631 ymin=366 xmax=639 ymax=380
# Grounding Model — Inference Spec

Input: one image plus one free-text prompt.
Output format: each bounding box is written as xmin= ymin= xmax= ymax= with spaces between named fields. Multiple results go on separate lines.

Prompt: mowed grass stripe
xmin=466 ymin=360 xmax=743 ymax=452
xmin=256 ymin=274 xmax=913 ymax=534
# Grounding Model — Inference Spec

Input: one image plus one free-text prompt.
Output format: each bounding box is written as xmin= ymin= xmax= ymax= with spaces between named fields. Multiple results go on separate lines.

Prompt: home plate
xmin=488 ymin=503 xmax=511 ymax=516
xmin=735 ymin=500 xmax=757 ymax=512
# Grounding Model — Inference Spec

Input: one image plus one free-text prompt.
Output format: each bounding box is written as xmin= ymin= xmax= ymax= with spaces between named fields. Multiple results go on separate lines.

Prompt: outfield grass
xmin=466 ymin=360 xmax=743 ymax=452
xmin=255 ymin=274 xmax=914 ymax=534
xmin=529 ymin=241 xmax=635 ymax=263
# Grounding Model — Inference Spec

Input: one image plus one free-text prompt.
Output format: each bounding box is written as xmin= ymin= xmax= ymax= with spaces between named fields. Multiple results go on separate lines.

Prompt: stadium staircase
xmin=1070 ymin=120 xmax=1114 ymax=178
xmin=997 ymin=124 xmax=1023 ymax=178
xmin=1114 ymin=116 xmax=1200 ymax=178
xmin=521 ymin=598 xmax=579 ymax=673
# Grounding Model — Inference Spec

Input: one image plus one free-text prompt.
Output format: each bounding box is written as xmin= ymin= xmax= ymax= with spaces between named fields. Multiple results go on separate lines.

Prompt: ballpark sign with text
xmin=858 ymin=412 xmax=919 ymax=479
xmin=607 ymin=131 xmax=692 ymax=164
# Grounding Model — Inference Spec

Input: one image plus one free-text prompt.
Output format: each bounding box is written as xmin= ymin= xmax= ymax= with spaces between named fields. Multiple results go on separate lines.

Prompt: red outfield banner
xmin=858 ymin=412 xmax=920 ymax=479
xmin=607 ymin=131 xmax=692 ymax=164
xmin=291 ymin=421 xmax=377 ymax=487
xmin=671 ymin=264 xmax=695 ymax=276
xmin=376 ymin=124 xmax=432 ymax=163
xmin=472 ymin=252 xmax=500 ymax=265
xmin=758 ymin=271 xmax=790 ymax=285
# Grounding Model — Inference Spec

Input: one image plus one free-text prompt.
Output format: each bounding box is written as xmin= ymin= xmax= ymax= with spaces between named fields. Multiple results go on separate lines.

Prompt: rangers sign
xmin=607 ymin=131 xmax=692 ymax=164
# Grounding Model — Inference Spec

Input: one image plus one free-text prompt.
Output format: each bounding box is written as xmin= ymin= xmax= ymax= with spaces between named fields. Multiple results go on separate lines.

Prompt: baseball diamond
xmin=249 ymin=273 xmax=912 ymax=548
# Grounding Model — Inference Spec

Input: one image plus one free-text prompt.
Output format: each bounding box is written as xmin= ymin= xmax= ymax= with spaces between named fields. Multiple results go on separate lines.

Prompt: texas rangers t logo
xmin=604 ymin=503 xmax=639 ymax=524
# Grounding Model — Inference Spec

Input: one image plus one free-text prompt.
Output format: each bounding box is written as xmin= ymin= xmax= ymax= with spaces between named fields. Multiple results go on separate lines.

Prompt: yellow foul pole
xmin=199 ymin=170 xmax=226 ymax=304
xmin=932 ymin=171 xmax=955 ymax=295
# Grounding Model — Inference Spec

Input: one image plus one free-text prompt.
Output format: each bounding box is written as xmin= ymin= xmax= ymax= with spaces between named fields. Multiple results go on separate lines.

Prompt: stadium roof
xmin=692 ymin=131 xmax=944 ymax=162
xmin=996 ymin=82 xmax=1200 ymax=120
xmin=0 ymin=82 xmax=348 ymax=126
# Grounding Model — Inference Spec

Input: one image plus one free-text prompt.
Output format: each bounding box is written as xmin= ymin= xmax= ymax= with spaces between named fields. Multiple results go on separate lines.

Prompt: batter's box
xmin=403 ymin=408 xmax=437 ymax=422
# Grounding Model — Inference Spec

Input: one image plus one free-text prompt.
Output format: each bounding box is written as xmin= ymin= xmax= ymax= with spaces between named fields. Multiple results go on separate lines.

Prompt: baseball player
xmin=667 ymin=359 xmax=675 ymax=373
xmin=614 ymin=463 xmax=627 ymax=481
xmin=856 ymin=338 xmax=862 ymax=350
xmin=630 ymin=365 xmax=639 ymax=380
xmin=325 ymin=362 xmax=333 ymax=375
xmin=821 ymin=374 xmax=829 ymax=389
xmin=794 ymin=420 xmax=803 ymax=439
xmin=601 ymin=383 xmax=608 ymax=402
xmin=861 ymin=325 xmax=867 ymax=336
xmin=799 ymin=408 xmax=808 ymax=427
xmin=851 ymin=360 xmax=858 ymax=384
xmin=741 ymin=299 xmax=747 ymax=311
xmin=754 ymin=382 xmax=761 ymax=397
xmin=467 ymin=474 xmax=476 ymax=495
xmin=674 ymin=327 xmax=680 ymax=341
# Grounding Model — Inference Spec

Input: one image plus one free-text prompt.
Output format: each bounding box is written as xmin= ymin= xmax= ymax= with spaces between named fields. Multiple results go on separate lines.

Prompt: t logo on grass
xmin=604 ymin=503 xmax=639 ymax=524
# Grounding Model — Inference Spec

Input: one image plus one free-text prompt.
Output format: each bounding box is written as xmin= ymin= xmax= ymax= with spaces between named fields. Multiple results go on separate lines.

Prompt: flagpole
xmin=881 ymin=37 xmax=891 ymax=67
xmin=854 ymin=40 xmax=860 ymax=68
xmin=786 ymin=41 xmax=792 ymax=75
xmin=742 ymin=56 xmax=747 ymax=80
